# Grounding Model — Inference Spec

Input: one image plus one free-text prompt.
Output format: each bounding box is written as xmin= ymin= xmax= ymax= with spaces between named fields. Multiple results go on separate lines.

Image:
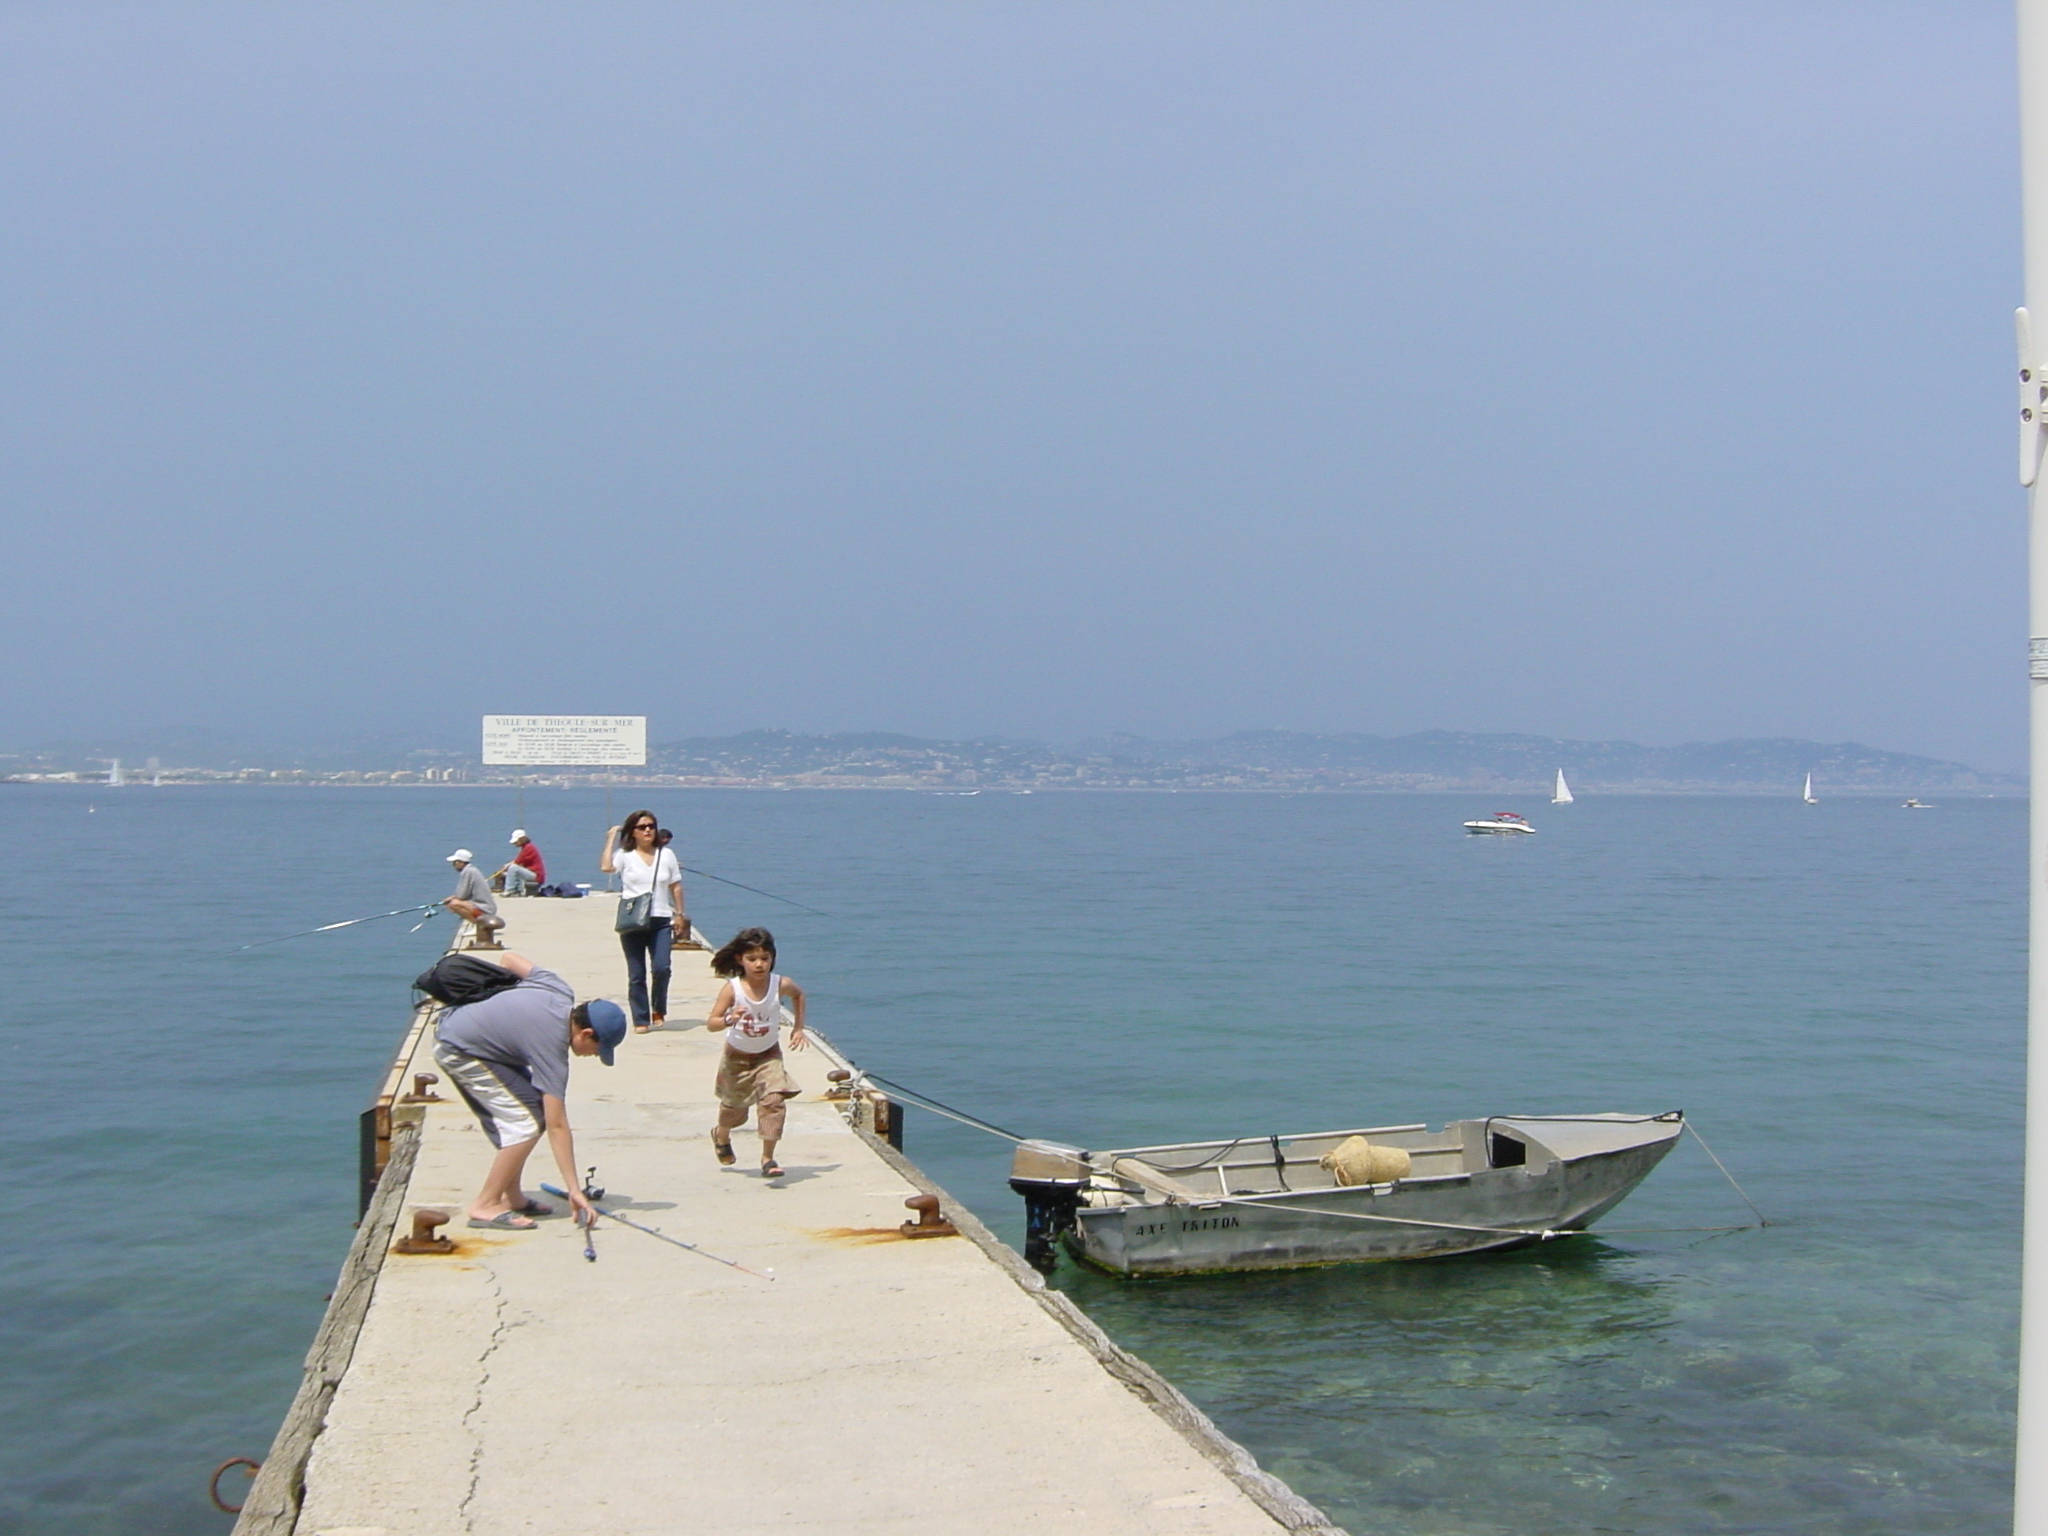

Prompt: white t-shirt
xmin=723 ymin=973 xmax=784 ymax=1054
xmin=615 ymin=846 xmax=681 ymax=917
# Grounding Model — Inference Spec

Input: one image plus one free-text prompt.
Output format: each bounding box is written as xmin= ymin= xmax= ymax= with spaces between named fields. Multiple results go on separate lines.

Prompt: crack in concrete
xmin=457 ymin=1264 xmax=511 ymax=1535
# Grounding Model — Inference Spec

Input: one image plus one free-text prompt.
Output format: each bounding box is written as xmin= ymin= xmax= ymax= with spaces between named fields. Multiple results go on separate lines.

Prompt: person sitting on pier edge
xmin=706 ymin=926 xmax=807 ymax=1179
xmin=428 ymin=952 xmax=623 ymax=1230
xmin=599 ymin=811 xmax=687 ymax=1032
xmin=494 ymin=829 xmax=546 ymax=897
xmin=443 ymin=848 xmax=505 ymax=948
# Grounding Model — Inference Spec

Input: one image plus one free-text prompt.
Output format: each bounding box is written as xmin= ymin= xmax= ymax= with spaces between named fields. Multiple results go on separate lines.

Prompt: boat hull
xmin=1065 ymin=1117 xmax=1681 ymax=1277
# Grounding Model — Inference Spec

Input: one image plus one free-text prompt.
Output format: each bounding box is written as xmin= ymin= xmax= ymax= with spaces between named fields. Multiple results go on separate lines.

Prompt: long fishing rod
xmin=231 ymin=903 xmax=440 ymax=952
xmin=678 ymin=866 xmax=830 ymax=918
xmin=540 ymin=1185 xmax=774 ymax=1280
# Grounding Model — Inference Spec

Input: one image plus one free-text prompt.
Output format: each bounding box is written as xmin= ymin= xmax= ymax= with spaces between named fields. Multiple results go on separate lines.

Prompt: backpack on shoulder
xmin=414 ymin=952 xmax=523 ymax=1007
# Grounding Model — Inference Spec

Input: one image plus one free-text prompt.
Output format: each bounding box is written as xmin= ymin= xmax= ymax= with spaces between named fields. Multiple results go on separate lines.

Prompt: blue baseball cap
xmin=581 ymin=999 xmax=628 ymax=1065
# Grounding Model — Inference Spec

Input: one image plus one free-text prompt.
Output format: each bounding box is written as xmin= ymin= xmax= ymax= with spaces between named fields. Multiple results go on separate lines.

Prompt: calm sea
xmin=0 ymin=785 xmax=2020 ymax=1534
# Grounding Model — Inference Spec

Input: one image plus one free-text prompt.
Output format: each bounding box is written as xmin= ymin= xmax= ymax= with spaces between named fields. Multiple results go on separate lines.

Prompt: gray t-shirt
xmin=435 ymin=968 xmax=574 ymax=1099
xmin=450 ymin=863 xmax=498 ymax=915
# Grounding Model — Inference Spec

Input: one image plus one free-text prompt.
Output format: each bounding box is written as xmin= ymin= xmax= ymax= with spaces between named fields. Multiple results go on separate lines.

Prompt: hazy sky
xmin=0 ymin=3 xmax=2026 ymax=767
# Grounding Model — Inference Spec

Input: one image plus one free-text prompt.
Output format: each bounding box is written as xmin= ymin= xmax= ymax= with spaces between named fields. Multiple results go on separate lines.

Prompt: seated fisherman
xmin=443 ymin=848 xmax=505 ymax=946
xmin=427 ymin=952 xmax=625 ymax=1230
xmin=494 ymin=829 xmax=546 ymax=896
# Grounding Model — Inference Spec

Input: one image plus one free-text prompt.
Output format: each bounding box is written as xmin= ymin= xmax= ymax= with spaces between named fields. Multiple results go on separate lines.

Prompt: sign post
xmin=483 ymin=718 xmax=649 ymax=887
xmin=481 ymin=716 xmax=648 ymax=768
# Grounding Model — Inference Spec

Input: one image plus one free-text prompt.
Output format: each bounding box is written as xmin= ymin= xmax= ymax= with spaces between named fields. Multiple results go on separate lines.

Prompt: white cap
xmin=447 ymin=848 xmax=473 ymax=863
xmin=510 ymin=829 xmax=528 ymax=842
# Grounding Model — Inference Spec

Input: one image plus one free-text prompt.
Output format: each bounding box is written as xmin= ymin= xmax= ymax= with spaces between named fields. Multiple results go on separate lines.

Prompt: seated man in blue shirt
xmin=428 ymin=952 xmax=626 ymax=1230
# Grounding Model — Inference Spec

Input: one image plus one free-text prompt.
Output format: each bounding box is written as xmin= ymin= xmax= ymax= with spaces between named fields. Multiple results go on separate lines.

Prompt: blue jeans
xmin=619 ymin=920 xmax=674 ymax=1028
xmin=504 ymin=865 xmax=538 ymax=896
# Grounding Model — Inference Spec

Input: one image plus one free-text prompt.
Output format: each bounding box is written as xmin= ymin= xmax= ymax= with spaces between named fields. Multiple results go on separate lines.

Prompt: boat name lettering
xmin=1176 ymin=1215 xmax=1240 ymax=1231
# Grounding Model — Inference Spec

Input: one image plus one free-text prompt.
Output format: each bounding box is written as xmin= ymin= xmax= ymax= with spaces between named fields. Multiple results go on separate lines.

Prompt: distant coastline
xmin=2 ymin=727 xmax=2017 ymax=796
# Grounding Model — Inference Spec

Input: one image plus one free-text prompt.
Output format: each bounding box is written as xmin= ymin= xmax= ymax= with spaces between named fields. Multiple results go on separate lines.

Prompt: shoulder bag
xmin=615 ymin=845 xmax=661 ymax=933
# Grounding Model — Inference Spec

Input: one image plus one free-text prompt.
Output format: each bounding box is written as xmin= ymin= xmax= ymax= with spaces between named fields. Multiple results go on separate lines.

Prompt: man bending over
xmin=428 ymin=952 xmax=625 ymax=1229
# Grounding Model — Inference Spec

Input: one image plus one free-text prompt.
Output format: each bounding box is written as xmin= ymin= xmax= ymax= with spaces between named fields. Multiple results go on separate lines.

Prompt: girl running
xmin=706 ymin=927 xmax=808 ymax=1178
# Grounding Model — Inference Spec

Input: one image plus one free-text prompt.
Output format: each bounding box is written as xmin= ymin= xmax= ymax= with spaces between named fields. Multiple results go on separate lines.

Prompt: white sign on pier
xmin=481 ymin=715 xmax=647 ymax=766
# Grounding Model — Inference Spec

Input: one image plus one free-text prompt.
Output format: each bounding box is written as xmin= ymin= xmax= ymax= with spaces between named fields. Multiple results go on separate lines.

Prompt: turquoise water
xmin=0 ymin=786 xmax=2020 ymax=1533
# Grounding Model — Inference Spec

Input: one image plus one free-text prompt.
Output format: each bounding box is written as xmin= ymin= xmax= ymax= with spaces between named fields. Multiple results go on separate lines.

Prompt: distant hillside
xmin=649 ymin=728 xmax=2007 ymax=793
xmin=3 ymin=725 xmax=2013 ymax=792
xmin=1070 ymin=730 xmax=2014 ymax=793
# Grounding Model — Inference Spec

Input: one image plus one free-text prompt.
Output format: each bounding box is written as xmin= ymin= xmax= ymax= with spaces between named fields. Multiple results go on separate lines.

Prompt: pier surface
xmin=254 ymin=897 xmax=1335 ymax=1536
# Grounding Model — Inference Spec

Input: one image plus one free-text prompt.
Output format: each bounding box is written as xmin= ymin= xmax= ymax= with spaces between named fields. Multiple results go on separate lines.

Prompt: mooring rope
xmin=1681 ymin=1121 xmax=1771 ymax=1227
xmin=855 ymin=1073 xmax=1029 ymax=1144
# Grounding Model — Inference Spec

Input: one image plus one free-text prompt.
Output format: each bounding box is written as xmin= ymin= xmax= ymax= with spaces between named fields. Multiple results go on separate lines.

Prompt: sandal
xmin=467 ymin=1210 xmax=538 ymax=1230
xmin=513 ymin=1198 xmax=555 ymax=1217
xmin=712 ymin=1132 xmax=736 ymax=1166
xmin=760 ymin=1159 xmax=785 ymax=1179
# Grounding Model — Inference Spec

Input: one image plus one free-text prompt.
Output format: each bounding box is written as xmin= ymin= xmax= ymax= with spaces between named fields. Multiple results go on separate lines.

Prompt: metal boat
xmin=1010 ymin=1112 xmax=1684 ymax=1276
xmin=1463 ymin=810 xmax=1535 ymax=834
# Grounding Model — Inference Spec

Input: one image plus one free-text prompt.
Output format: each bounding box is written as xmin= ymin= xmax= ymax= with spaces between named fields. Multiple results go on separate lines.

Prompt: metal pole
xmin=2017 ymin=4 xmax=2048 ymax=1528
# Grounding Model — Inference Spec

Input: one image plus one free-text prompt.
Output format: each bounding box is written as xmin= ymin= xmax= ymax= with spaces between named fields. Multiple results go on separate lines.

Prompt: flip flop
xmin=514 ymin=1198 xmax=555 ymax=1217
xmin=760 ymin=1160 xmax=785 ymax=1179
xmin=467 ymin=1211 xmax=537 ymax=1230
xmin=712 ymin=1132 xmax=736 ymax=1166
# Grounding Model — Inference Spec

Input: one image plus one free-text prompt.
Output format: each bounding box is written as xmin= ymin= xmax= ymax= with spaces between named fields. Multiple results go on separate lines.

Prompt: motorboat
xmin=1009 ymin=1112 xmax=1686 ymax=1275
xmin=1464 ymin=811 xmax=1534 ymax=834
xmin=1902 ymin=798 xmax=1934 ymax=809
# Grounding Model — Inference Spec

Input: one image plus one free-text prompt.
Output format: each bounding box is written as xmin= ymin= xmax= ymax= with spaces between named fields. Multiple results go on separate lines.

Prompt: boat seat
xmin=1105 ymin=1156 xmax=1209 ymax=1203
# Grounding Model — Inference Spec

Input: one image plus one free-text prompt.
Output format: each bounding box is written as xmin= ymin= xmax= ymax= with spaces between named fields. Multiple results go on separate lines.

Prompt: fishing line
xmin=540 ymin=1185 xmax=774 ymax=1280
xmin=231 ymin=904 xmax=440 ymax=952
xmin=678 ymin=866 xmax=830 ymax=918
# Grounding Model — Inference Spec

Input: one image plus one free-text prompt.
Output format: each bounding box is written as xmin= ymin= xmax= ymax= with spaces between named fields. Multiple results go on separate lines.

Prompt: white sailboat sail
xmin=1552 ymin=770 xmax=1573 ymax=805
xmin=1803 ymin=772 xmax=1818 ymax=804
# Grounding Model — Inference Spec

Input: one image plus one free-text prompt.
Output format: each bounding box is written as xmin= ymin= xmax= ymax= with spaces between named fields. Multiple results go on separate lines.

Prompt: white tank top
xmin=724 ymin=974 xmax=783 ymax=1054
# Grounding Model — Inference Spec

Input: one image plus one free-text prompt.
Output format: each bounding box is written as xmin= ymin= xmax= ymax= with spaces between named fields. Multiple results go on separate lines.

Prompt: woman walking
xmin=599 ymin=810 xmax=688 ymax=1033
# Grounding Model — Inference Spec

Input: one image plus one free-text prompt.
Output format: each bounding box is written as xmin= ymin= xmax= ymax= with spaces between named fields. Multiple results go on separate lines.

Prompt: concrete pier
xmin=236 ymin=897 xmax=1342 ymax=1535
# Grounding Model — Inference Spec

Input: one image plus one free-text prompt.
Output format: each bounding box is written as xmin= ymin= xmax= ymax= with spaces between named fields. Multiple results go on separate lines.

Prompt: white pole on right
xmin=2017 ymin=3 xmax=2048 ymax=1530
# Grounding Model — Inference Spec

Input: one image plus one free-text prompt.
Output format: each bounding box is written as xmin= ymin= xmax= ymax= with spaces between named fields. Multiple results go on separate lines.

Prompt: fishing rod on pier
xmin=540 ymin=1183 xmax=775 ymax=1280
xmin=230 ymin=903 xmax=441 ymax=952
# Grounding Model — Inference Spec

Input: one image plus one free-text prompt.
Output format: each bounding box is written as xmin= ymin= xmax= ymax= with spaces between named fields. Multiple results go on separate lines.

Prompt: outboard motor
xmin=1009 ymin=1140 xmax=1090 ymax=1272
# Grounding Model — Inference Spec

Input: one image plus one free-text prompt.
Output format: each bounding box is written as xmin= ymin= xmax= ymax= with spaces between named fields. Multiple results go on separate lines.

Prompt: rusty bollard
xmin=900 ymin=1193 xmax=956 ymax=1239
xmin=401 ymin=1072 xmax=444 ymax=1103
xmin=393 ymin=1209 xmax=455 ymax=1254
xmin=824 ymin=1069 xmax=855 ymax=1101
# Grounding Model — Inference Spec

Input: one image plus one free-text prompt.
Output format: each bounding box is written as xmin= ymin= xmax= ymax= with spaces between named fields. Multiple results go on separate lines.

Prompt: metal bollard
xmin=401 ymin=1072 xmax=444 ymax=1103
xmin=900 ymin=1193 xmax=956 ymax=1239
xmin=393 ymin=1209 xmax=455 ymax=1254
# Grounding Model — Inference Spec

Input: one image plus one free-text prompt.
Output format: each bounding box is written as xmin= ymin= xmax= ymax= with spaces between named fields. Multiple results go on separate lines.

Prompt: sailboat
xmin=1552 ymin=770 xmax=1574 ymax=805
xmin=1803 ymin=773 xmax=1818 ymax=804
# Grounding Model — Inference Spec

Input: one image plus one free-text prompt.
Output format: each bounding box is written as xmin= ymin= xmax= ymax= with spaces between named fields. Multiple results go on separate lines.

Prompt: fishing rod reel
xmin=580 ymin=1167 xmax=605 ymax=1202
